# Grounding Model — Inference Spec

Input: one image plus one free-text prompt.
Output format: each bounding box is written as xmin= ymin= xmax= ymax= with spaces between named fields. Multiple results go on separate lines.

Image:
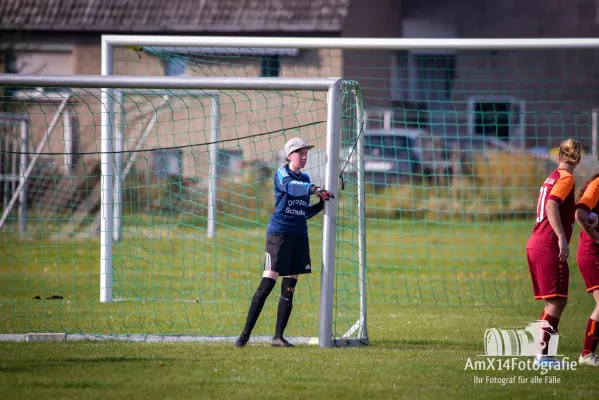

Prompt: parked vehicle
xmin=340 ymin=104 xmax=534 ymax=186
xmin=341 ymin=128 xmax=424 ymax=185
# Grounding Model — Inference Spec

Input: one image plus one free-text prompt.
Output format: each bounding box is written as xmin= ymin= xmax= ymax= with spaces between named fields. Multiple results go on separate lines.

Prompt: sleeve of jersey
xmin=306 ymin=201 xmax=324 ymax=219
xmin=576 ymin=179 xmax=599 ymax=213
xmin=302 ymin=173 xmax=324 ymax=219
xmin=548 ymin=175 xmax=574 ymax=205
xmin=275 ymin=167 xmax=311 ymax=197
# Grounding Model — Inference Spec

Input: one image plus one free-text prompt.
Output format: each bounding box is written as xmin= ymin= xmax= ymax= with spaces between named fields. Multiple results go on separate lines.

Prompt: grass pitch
xmin=1 ymin=303 xmax=597 ymax=399
xmin=0 ymin=219 xmax=597 ymax=398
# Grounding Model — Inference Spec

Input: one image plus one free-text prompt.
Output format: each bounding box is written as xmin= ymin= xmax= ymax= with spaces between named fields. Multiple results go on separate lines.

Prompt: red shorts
xmin=575 ymin=257 xmax=599 ymax=293
xmin=526 ymin=248 xmax=569 ymax=300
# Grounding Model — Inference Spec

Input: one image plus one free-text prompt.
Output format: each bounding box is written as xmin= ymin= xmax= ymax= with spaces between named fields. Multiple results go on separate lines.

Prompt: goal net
xmin=0 ymin=73 xmax=366 ymax=346
xmin=105 ymin=36 xmax=599 ymax=308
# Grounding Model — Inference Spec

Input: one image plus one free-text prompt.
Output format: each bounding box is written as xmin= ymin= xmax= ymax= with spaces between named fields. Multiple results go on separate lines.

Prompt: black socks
xmin=275 ymin=277 xmax=298 ymax=338
xmin=241 ymin=276 xmax=298 ymax=338
xmin=241 ymin=277 xmax=276 ymax=335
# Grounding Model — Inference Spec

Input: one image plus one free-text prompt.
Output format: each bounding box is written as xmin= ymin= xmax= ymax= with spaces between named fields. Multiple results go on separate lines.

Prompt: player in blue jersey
xmin=235 ymin=137 xmax=334 ymax=347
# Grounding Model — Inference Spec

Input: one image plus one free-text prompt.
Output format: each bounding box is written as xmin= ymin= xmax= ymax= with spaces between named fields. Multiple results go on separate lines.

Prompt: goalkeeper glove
xmin=310 ymin=185 xmax=335 ymax=201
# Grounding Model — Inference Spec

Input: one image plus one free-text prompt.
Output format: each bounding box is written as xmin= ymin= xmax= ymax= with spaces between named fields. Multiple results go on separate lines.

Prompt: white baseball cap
xmin=284 ymin=137 xmax=314 ymax=157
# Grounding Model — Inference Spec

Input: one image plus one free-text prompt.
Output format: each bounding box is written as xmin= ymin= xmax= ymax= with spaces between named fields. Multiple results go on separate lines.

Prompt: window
xmin=364 ymin=135 xmax=410 ymax=157
xmin=410 ymin=54 xmax=456 ymax=103
xmin=391 ymin=52 xmax=455 ymax=104
xmin=260 ymin=55 xmax=280 ymax=77
xmin=153 ymin=148 xmax=182 ymax=178
xmin=164 ymin=59 xmax=186 ymax=76
xmin=2 ymin=51 xmax=17 ymax=73
xmin=390 ymin=52 xmax=409 ymax=101
xmin=15 ymin=51 xmax=73 ymax=75
xmin=466 ymin=96 xmax=526 ymax=148
xmin=217 ymin=149 xmax=243 ymax=178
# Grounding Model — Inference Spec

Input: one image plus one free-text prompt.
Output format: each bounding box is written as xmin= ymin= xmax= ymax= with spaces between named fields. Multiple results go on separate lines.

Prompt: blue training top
xmin=266 ymin=164 xmax=324 ymax=236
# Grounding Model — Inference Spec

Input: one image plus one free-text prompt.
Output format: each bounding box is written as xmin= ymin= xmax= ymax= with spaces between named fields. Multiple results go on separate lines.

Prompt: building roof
xmin=0 ymin=0 xmax=351 ymax=33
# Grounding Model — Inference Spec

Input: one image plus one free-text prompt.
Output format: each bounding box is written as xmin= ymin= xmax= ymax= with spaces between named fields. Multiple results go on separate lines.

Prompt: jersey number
xmin=536 ymin=187 xmax=548 ymax=223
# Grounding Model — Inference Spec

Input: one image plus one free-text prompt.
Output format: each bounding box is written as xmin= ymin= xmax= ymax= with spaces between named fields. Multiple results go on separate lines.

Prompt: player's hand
xmin=316 ymin=189 xmax=334 ymax=201
xmin=586 ymin=212 xmax=599 ymax=230
xmin=558 ymin=236 xmax=569 ymax=262
xmin=310 ymin=185 xmax=335 ymax=201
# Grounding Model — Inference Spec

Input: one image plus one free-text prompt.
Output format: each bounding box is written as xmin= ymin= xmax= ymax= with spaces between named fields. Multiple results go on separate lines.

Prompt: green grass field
xmin=1 ymin=303 xmax=597 ymax=399
xmin=1 ymin=219 xmax=597 ymax=398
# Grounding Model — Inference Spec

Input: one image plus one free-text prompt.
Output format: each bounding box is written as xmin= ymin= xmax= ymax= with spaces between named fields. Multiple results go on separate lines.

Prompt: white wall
xmin=15 ymin=51 xmax=73 ymax=75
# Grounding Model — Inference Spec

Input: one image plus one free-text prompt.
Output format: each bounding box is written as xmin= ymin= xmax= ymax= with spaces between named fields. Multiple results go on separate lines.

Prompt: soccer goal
xmin=98 ymin=35 xmax=599 ymax=309
xmin=0 ymin=71 xmax=366 ymax=347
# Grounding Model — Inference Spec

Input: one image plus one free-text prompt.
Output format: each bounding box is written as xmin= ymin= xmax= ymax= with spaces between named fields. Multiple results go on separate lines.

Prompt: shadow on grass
xmin=25 ymin=381 xmax=112 ymax=389
xmin=0 ymin=356 xmax=177 ymax=374
xmin=62 ymin=356 xmax=176 ymax=364
xmin=371 ymin=339 xmax=479 ymax=351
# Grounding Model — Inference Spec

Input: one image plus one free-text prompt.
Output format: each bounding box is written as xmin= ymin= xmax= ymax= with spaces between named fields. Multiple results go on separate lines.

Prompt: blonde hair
xmin=558 ymin=138 xmax=582 ymax=165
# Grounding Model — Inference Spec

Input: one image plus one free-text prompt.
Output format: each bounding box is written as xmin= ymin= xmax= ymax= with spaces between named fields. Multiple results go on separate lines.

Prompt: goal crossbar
xmin=102 ymin=35 xmax=599 ymax=50
xmin=0 ymin=74 xmax=341 ymax=91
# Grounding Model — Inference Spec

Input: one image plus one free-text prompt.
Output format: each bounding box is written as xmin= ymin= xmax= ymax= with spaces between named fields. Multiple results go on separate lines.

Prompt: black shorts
xmin=264 ymin=234 xmax=312 ymax=276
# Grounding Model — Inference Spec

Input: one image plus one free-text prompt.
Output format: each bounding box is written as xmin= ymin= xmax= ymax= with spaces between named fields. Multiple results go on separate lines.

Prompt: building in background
xmin=2 ymin=0 xmax=599 ymax=167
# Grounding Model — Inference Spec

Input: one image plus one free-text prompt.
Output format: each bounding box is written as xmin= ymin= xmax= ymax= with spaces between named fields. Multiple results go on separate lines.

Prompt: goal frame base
xmin=0 ymin=333 xmax=368 ymax=347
